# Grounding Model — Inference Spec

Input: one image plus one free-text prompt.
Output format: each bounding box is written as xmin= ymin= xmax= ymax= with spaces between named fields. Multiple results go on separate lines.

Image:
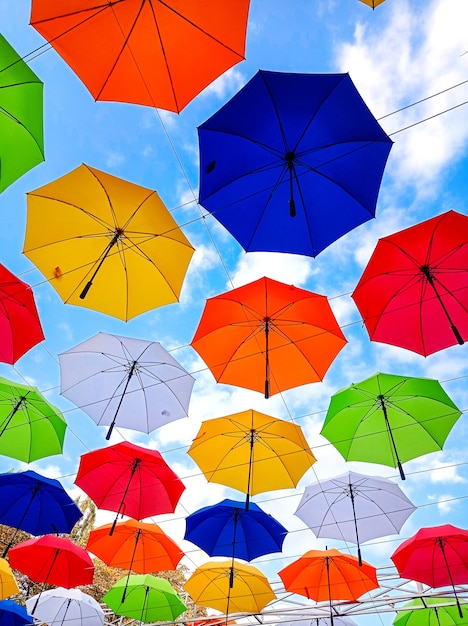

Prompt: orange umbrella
xmin=278 ymin=548 xmax=378 ymax=603
xmin=191 ymin=277 xmax=347 ymax=398
xmin=30 ymin=0 xmax=251 ymax=113
xmin=86 ymin=519 xmax=184 ymax=574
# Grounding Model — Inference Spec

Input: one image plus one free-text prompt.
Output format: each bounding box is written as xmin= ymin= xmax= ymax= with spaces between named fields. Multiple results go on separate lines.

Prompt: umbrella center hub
xmin=285 ymin=151 xmax=296 ymax=170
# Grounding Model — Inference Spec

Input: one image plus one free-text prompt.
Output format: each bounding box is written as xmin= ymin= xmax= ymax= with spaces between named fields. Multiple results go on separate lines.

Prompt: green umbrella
xmin=0 ymin=34 xmax=44 ymax=193
xmin=394 ymin=597 xmax=468 ymax=626
xmin=320 ymin=372 xmax=462 ymax=480
xmin=0 ymin=377 xmax=67 ymax=462
xmin=103 ymin=574 xmax=186 ymax=623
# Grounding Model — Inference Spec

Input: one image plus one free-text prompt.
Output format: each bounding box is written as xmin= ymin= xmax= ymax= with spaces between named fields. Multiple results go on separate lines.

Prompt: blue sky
xmin=1 ymin=0 xmax=468 ymax=623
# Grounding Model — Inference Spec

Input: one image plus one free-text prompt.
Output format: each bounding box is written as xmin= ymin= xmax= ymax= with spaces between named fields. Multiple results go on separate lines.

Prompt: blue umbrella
xmin=0 ymin=600 xmax=33 ymax=626
xmin=0 ymin=470 xmax=82 ymax=556
xmin=198 ymin=70 xmax=393 ymax=258
xmin=184 ymin=498 xmax=288 ymax=561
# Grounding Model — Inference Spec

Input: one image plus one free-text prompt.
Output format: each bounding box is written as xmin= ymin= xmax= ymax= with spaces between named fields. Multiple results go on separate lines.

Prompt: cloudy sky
xmin=0 ymin=0 xmax=467 ymax=623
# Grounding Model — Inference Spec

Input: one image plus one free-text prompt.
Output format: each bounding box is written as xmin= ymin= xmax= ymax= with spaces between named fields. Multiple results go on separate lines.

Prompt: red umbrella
xmin=75 ymin=441 xmax=185 ymax=533
xmin=0 ymin=263 xmax=44 ymax=364
xmin=352 ymin=210 xmax=468 ymax=356
xmin=8 ymin=535 xmax=94 ymax=588
xmin=391 ymin=524 xmax=468 ymax=617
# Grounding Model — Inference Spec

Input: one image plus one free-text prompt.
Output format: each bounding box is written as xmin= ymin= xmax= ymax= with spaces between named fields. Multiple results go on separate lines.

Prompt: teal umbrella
xmin=0 ymin=34 xmax=44 ymax=193
xmin=0 ymin=377 xmax=67 ymax=462
xmin=320 ymin=372 xmax=462 ymax=480
xmin=103 ymin=575 xmax=186 ymax=623
xmin=394 ymin=598 xmax=468 ymax=626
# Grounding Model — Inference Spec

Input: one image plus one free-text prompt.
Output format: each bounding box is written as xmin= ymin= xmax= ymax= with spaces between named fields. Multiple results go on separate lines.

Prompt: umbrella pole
xmin=264 ymin=319 xmax=270 ymax=399
xmin=79 ymin=229 xmax=122 ymax=299
xmin=2 ymin=484 xmax=40 ymax=557
xmin=105 ymin=361 xmax=137 ymax=440
xmin=325 ymin=556 xmax=334 ymax=626
xmin=110 ymin=458 xmax=141 ymax=535
xmin=286 ymin=152 xmax=297 ymax=217
xmin=245 ymin=430 xmax=255 ymax=510
xmin=31 ymin=548 xmax=60 ymax=614
xmin=379 ymin=398 xmax=406 ymax=480
xmin=349 ymin=484 xmax=362 ymax=566
xmin=0 ymin=397 xmax=27 ymax=438
xmin=421 ymin=266 xmax=464 ymax=345
xmin=122 ymin=530 xmax=141 ymax=602
xmin=437 ymin=538 xmax=464 ymax=617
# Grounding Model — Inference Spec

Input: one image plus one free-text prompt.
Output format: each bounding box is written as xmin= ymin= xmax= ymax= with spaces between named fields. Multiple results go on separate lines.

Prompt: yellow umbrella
xmin=184 ymin=560 xmax=275 ymax=614
xmin=187 ymin=409 xmax=316 ymax=508
xmin=23 ymin=164 xmax=195 ymax=321
xmin=0 ymin=558 xmax=19 ymax=599
xmin=359 ymin=0 xmax=386 ymax=7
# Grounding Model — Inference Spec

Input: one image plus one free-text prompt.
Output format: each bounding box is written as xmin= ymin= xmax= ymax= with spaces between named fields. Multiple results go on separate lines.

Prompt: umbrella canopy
xmin=0 ymin=264 xmax=44 ymax=365
xmin=0 ymin=470 xmax=82 ymax=556
xmin=191 ymin=276 xmax=347 ymax=398
xmin=75 ymin=441 xmax=185 ymax=532
xmin=394 ymin=597 xmax=468 ymax=626
xmin=278 ymin=548 xmax=379 ymax=602
xmin=295 ymin=471 xmax=416 ymax=565
xmin=391 ymin=524 xmax=468 ymax=615
xmin=87 ymin=519 xmax=184 ymax=573
xmin=0 ymin=559 xmax=19 ymax=599
xmin=359 ymin=0 xmax=386 ymax=7
xmin=103 ymin=574 xmax=186 ymax=623
xmin=23 ymin=163 xmax=194 ymax=321
xmin=0 ymin=34 xmax=44 ymax=193
xmin=8 ymin=535 xmax=94 ymax=588
xmin=0 ymin=600 xmax=33 ymax=626
xmin=282 ymin=615 xmax=358 ymax=626
xmin=59 ymin=331 xmax=195 ymax=440
xmin=0 ymin=377 xmax=67 ymax=463
xmin=188 ymin=409 xmax=316 ymax=508
xmin=351 ymin=210 xmax=468 ymax=356
xmin=198 ymin=70 xmax=392 ymax=257
xmin=320 ymin=372 xmax=462 ymax=480
xmin=30 ymin=0 xmax=250 ymax=113
xmin=184 ymin=560 xmax=276 ymax=614
xmin=184 ymin=498 xmax=288 ymax=561
xmin=26 ymin=588 xmax=104 ymax=626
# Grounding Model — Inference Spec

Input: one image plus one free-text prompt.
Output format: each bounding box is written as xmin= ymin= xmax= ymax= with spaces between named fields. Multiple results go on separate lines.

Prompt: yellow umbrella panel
xmin=188 ymin=409 xmax=316 ymax=507
xmin=0 ymin=558 xmax=19 ymax=599
xmin=23 ymin=164 xmax=195 ymax=321
xmin=359 ymin=0 xmax=386 ymax=7
xmin=184 ymin=560 xmax=276 ymax=614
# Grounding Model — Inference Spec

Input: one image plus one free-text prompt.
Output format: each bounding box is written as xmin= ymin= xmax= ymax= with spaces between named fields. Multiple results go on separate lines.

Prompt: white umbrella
xmin=26 ymin=587 xmax=104 ymax=626
xmin=295 ymin=470 xmax=416 ymax=564
xmin=59 ymin=332 xmax=195 ymax=440
xmin=282 ymin=616 xmax=358 ymax=626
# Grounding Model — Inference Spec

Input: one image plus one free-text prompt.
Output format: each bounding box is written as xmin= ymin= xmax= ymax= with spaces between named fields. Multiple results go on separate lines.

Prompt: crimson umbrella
xmin=75 ymin=441 xmax=185 ymax=533
xmin=352 ymin=210 xmax=468 ymax=356
xmin=391 ymin=524 xmax=468 ymax=617
xmin=8 ymin=535 xmax=94 ymax=589
xmin=0 ymin=264 xmax=44 ymax=364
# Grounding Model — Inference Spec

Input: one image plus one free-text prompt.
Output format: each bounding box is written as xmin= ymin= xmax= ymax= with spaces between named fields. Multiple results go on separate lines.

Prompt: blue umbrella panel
xmin=0 ymin=600 xmax=33 ymax=626
xmin=198 ymin=70 xmax=393 ymax=258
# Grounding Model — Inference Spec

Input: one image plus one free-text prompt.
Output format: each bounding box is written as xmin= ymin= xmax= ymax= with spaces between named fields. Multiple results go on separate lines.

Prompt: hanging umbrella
xmin=0 ymin=264 xmax=44 ymax=365
xmin=0 ymin=377 xmax=67 ymax=463
xmin=30 ymin=0 xmax=250 ymax=113
xmin=184 ymin=560 xmax=276 ymax=614
xmin=188 ymin=409 xmax=316 ymax=508
xmin=394 ymin=597 xmax=468 ymax=626
xmin=75 ymin=441 xmax=185 ymax=532
xmin=359 ymin=0 xmax=386 ymax=7
xmin=391 ymin=524 xmax=468 ymax=617
xmin=0 ymin=559 xmax=19 ymax=599
xmin=8 ymin=535 xmax=94 ymax=588
xmin=320 ymin=372 xmax=461 ymax=480
xmin=0 ymin=600 xmax=33 ymax=626
xmin=184 ymin=498 xmax=288 ymax=561
xmin=87 ymin=519 xmax=184 ymax=573
xmin=282 ymin=614 xmax=358 ymax=626
xmin=0 ymin=34 xmax=44 ymax=193
xmin=26 ymin=588 xmax=104 ymax=626
xmin=23 ymin=163 xmax=194 ymax=321
xmin=191 ymin=276 xmax=347 ymax=398
xmin=103 ymin=574 xmax=186 ymax=623
xmin=294 ymin=471 xmax=416 ymax=565
xmin=351 ymin=210 xmax=468 ymax=356
xmin=59 ymin=331 xmax=195 ymax=440
xmin=279 ymin=548 xmax=378 ymax=625
xmin=198 ymin=70 xmax=392 ymax=257
xmin=0 ymin=470 xmax=82 ymax=556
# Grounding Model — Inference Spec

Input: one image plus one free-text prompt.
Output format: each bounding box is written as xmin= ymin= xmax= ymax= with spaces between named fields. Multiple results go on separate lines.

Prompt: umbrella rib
xmin=0 ymin=102 xmax=44 ymax=157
